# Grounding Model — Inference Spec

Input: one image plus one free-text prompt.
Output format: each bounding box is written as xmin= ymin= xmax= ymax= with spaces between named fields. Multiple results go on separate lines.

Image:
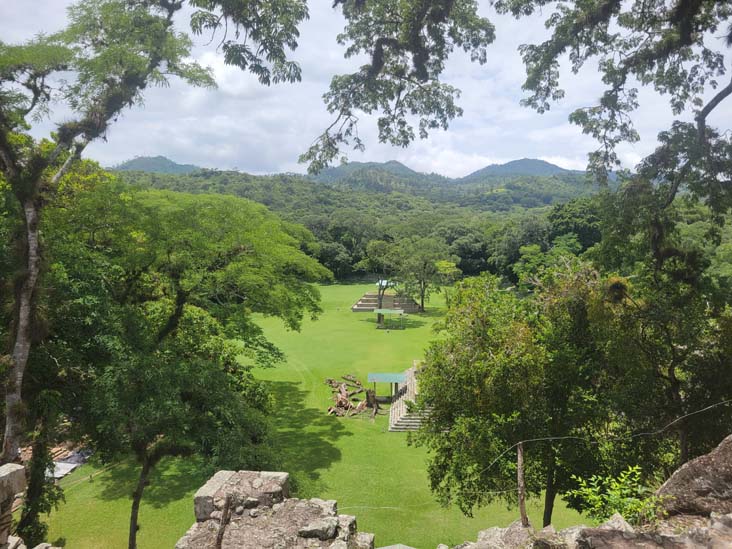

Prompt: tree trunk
xmin=542 ymin=457 xmax=556 ymax=527
xmin=129 ymin=457 xmax=152 ymax=549
xmin=517 ymin=442 xmax=530 ymax=527
xmin=2 ymin=199 xmax=41 ymax=464
xmin=17 ymin=425 xmax=51 ymax=546
xmin=377 ymin=286 xmax=385 ymax=326
xmin=679 ymin=423 xmax=689 ymax=464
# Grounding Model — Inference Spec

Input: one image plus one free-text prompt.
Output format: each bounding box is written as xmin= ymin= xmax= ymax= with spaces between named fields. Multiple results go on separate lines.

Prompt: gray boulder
xmin=297 ymin=517 xmax=339 ymax=540
xmin=657 ymin=434 xmax=732 ymax=516
xmin=470 ymin=520 xmax=534 ymax=548
xmin=576 ymin=512 xmax=732 ymax=548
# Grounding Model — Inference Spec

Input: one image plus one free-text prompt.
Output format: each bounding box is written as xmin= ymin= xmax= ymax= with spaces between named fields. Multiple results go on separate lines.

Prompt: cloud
xmin=2 ymin=1 xmax=730 ymax=176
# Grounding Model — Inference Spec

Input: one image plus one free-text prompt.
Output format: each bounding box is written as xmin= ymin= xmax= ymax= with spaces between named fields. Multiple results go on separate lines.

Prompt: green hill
xmin=459 ymin=158 xmax=579 ymax=182
xmin=111 ymin=155 xmax=202 ymax=174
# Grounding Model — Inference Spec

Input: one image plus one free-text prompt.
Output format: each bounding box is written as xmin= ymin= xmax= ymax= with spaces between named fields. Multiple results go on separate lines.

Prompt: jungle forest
xmin=1 ymin=1 xmax=732 ymax=548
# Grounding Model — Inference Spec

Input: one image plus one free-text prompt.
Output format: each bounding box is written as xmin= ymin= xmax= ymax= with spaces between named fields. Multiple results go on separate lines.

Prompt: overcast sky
xmin=2 ymin=1 xmax=730 ymax=177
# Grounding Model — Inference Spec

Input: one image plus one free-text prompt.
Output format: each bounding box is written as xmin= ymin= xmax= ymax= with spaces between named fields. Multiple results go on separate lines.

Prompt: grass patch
xmin=43 ymin=283 xmax=581 ymax=548
xmin=254 ymin=284 xmax=581 ymax=547
xmin=45 ymin=456 xmax=209 ymax=548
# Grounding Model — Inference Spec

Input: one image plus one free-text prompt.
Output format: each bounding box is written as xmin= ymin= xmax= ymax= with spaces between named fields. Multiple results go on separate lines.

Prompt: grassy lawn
xmin=46 ymin=456 xmax=209 ymax=548
xmin=43 ymin=283 xmax=581 ymax=548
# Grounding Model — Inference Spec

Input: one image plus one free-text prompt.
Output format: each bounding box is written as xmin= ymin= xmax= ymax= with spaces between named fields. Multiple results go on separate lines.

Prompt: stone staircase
xmin=388 ymin=365 xmax=431 ymax=432
xmin=352 ymin=292 xmax=421 ymax=313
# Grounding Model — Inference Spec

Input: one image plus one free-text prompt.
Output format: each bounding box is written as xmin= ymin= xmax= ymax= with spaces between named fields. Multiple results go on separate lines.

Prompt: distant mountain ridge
xmin=112 ymin=155 xmax=583 ymax=180
xmin=112 ymin=156 xmax=202 ymax=174
xmin=312 ymin=157 xmax=580 ymax=183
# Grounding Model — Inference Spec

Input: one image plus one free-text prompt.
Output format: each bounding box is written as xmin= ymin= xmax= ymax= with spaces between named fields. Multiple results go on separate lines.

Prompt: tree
xmin=86 ymin=309 xmax=271 ymax=549
xmin=397 ymin=237 xmax=457 ymax=312
xmin=413 ymin=275 xmax=551 ymax=519
xmin=512 ymin=234 xmax=582 ymax=289
xmin=414 ymin=263 xmax=668 ymax=526
xmin=24 ymin=173 xmax=329 ymax=548
xmin=317 ymin=241 xmax=354 ymax=279
xmin=0 ymin=0 xmax=311 ymax=464
xmin=488 ymin=215 xmax=552 ymax=281
xmin=356 ymin=239 xmax=401 ymax=325
xmin=548 ymin=198 xmax=603 ymax=252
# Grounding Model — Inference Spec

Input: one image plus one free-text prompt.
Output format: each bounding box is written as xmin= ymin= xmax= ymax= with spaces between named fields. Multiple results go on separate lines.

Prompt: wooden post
xmin=517 ymin=442 xmax=530 ymax=528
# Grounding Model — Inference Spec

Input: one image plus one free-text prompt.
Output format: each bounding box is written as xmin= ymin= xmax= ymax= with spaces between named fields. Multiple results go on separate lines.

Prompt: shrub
xmin=567 ymin=466 xmax=666 ymax=526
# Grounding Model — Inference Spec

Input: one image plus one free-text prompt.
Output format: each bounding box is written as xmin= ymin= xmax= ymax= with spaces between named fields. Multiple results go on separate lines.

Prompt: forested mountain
xmin=118 ymin=156 xmax=598 ymax=210
xmin=116 ymin=158 xmax=606 ymax=283
xmin=311 ymin=159 xmax=431 ymax=183
xmin=458 ymin=158 xmax=578 ymax=182
xmin=111 ymin=155 xmax=202 ymax=174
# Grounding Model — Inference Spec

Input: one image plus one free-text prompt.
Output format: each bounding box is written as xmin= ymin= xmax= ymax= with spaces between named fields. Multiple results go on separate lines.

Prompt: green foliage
xmin=302 ymin=0 xmax=495 ymax=171
xmin=414 ymin=274 xmax=548 ymax=514
xmin=22 ymin=162 xmax=331 ymax=544
xmin=567 ymin=466 xmax=666 ymax=526
xmin=512 ymin=234 xmax=581 ymax=288
xmin=117 ymin=164 xmax=603 ymax=283
xmin=396 ymin=237 xmax=459 ymax=310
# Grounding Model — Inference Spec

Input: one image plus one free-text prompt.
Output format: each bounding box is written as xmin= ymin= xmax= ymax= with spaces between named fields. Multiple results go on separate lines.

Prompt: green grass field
xmin=44 ymin=283 xmax=581 ymax=548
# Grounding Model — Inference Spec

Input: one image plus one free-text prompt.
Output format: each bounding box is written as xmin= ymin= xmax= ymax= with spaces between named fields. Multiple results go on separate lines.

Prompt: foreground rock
xmin=657 ymin=434 xmax=732 ymax=516
xmin=446 ymin=512 xmax=732 ymax=548
xmin=176 ymin=470 xmax=374 ymax=548
xmin=576 ymin=512 xmax=732 ymax=548
xmin=450 ymin=520 xmax=535 ymax=548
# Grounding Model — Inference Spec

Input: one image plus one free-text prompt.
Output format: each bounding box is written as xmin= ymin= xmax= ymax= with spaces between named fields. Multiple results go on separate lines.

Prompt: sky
xmin=1 ymin=1 xmax=730 ymax=178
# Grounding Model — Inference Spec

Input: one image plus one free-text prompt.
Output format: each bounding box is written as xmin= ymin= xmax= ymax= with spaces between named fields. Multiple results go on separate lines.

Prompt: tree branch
xmin=695 ymin=70 xmax=732 ymax=147
xmin=49 ymin=138 xmax=90 ymax=188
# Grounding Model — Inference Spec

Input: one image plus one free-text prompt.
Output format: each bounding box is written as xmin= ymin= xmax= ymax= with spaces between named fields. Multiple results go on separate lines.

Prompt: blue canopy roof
xmin=367 ymin=373 xmax=407 ymax=383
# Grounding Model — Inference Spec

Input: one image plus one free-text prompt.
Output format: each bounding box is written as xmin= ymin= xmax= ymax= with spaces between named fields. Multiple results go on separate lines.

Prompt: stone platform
xmin=176 ymin=470 xmax=374 ymax=549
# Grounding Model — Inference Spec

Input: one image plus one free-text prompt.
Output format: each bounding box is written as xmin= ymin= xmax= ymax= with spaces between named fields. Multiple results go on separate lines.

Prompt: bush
xmin=567 ymin=466 xmax=666 ymax=526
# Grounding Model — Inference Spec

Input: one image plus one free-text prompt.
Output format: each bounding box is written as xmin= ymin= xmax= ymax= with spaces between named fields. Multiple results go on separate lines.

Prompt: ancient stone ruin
xmin=0 ymin=463 xmax=32 ymax=549
xmin=175 ymin=470 xmax=374 ymax=549
xmin=177 ymin=434 xmax=732 ymax=549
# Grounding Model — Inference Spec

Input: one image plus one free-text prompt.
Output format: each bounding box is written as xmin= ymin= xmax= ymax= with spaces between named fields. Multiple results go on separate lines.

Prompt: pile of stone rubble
xmin=175 ymin=470 xmax=374 ymax=549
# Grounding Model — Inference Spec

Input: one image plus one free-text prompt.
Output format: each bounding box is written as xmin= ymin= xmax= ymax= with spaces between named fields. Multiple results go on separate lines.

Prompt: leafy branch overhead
xmin=494 ymin=0 xmax=732 ymax=185
xmin=301 ymin=0 xmax=495 ymax=173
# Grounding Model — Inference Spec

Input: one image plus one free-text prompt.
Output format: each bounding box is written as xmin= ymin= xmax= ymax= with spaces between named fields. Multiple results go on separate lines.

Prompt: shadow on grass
xmin=358 ymin=315 xmax=428 ymax=329
xmin=265 ymin=380 xmax=352 ymax=494
xmin=92 ymin=382 xmax=350 ymax=506
xmin=97 ymin=456 xmax=210 ymax=508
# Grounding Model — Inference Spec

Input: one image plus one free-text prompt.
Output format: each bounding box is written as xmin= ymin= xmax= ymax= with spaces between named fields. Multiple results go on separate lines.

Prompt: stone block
xmin=193 ymin=470 xmax=235 ymax=521
xmin=310 ymin=497 xmax=338 ymax=516
xmin=354 ymin=532 xmax=375 ymax=549
xmin=0 ymin=464 xmax=26 ymax=497
xmin=337 ymin=514 xmax=356 ymax=541
xmin=297 ymin=517 xmax=339 ymax=540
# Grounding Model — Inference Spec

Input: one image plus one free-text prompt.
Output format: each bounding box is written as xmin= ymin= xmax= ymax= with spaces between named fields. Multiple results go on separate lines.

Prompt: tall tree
xmin=397 ymin=236 xmax=457 ymax=312
xmin=0 ymin=0 xmax=308 ymax=463
xmin=414 ymin=264 xmax=658 ymax=526
xmin=21 ymin=173 xmax=329 ymax=547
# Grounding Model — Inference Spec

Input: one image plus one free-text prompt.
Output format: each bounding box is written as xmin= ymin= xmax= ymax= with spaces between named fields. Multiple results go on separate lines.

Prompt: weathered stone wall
xmin=175 ymin=470 xmax=374 ymax=549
